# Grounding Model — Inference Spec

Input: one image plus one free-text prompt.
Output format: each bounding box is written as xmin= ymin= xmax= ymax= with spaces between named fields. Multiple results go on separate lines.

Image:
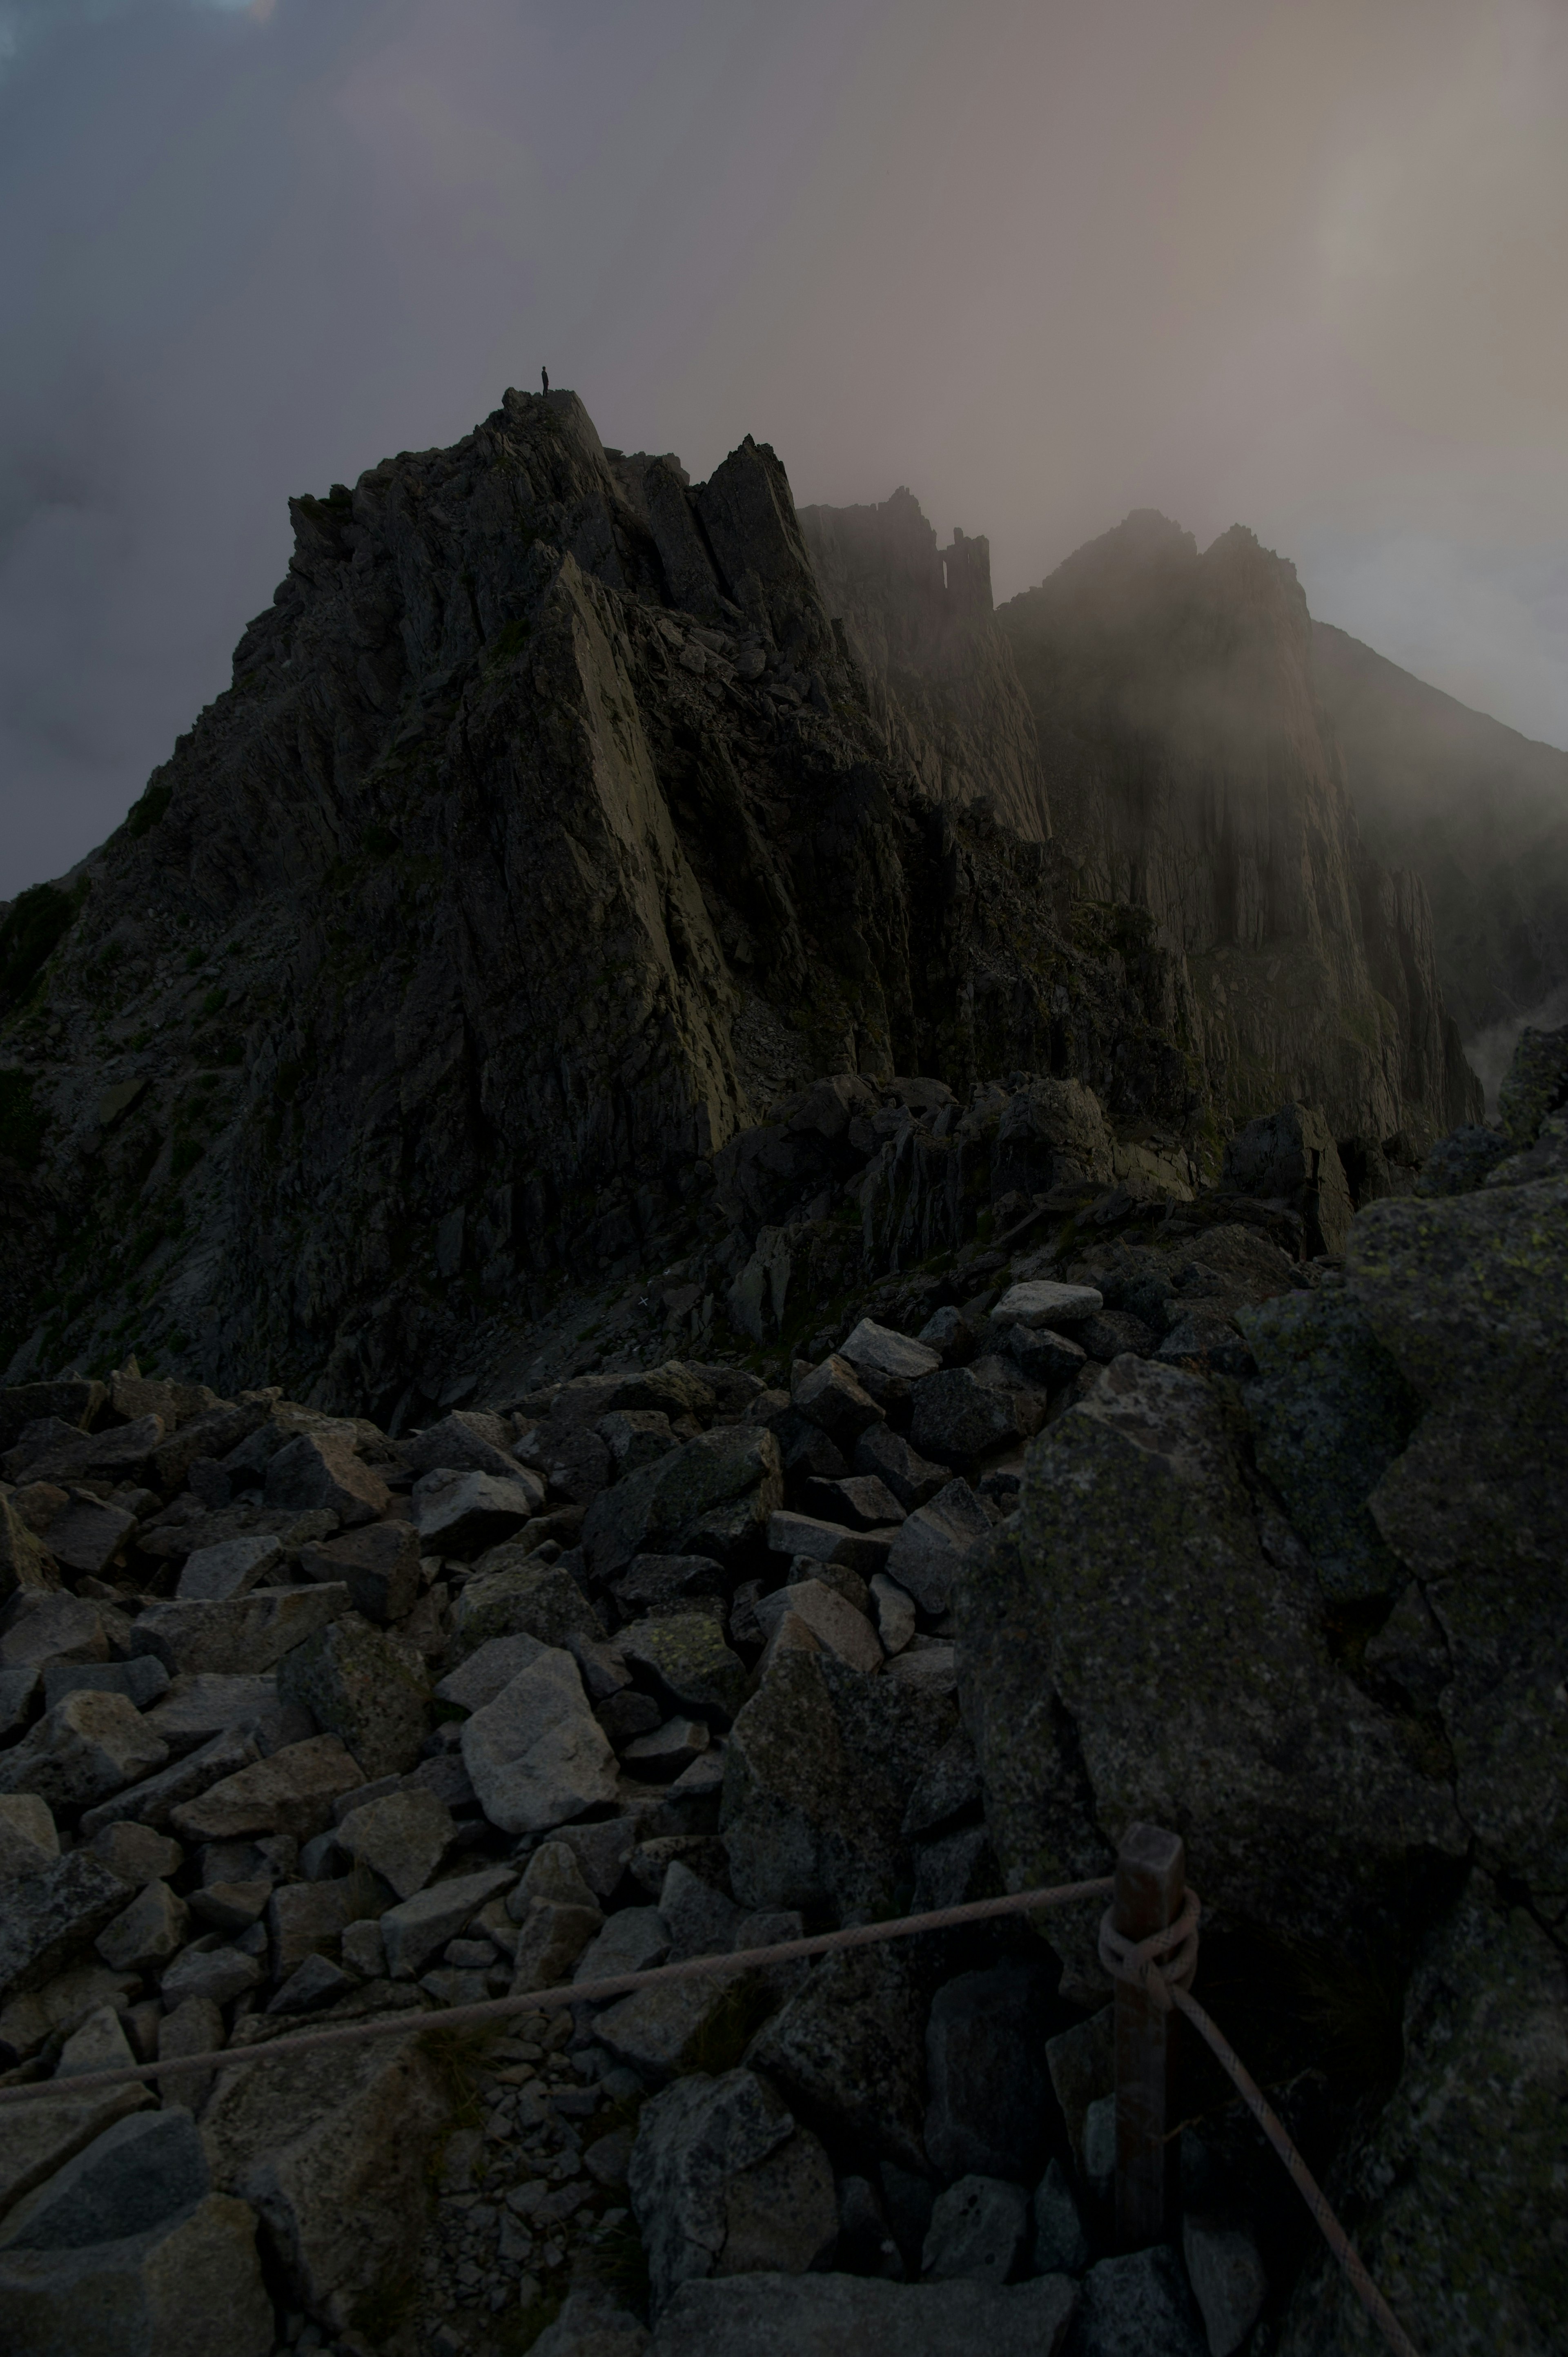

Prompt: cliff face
xmin=996 ymin=511 xmax=1481 ymax=1144
xmin=797 ymin=490 xmax=1051 ymax=842
xmin=1311 ymin=620 xmax=1568 ymax=1056
xmin=0 ymin=395 xmax=1200 ymax=1406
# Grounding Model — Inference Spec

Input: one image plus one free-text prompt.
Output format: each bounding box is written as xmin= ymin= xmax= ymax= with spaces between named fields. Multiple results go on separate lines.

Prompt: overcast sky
xmin=3 ymin=0 xmax=1566 ymax=898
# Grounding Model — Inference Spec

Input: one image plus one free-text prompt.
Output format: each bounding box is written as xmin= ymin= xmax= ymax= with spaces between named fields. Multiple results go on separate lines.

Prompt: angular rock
xmin=0 ymin=1498 xmax=59 ymax=1607
xmin=851 ymin=1425 xmax=953 ymax=1511
xmin=138 ymin=1673 xmax=287 ymax=1757
xmin=87 ymin=1819 xmax=181 ymax=1883
xmin=909 ymin=1370 xmax=1026 ymax=1467
xmin=583 ymin=1427 xmax=784 ymax=1581
xmin=412 ymin=1467 xmax=543 ymax=1555
xmin=1156 ymin=1311 xmax=1255 ymax=1378
xmin=266 ymin=1875 xmax=377 ymax=1976
xmin=594 ymin=1962 xmax=762 ymax=2084
xmin=553 ymin=1814 xmax=641 ymax=1900
xmin=629 ymin=2066 xmax=835 ymax=2316
xmin=885 ymin=1479 xmax=992 ymax=1618
xmin=128 ymin=1583 xmax=351 ymax=1676
xmin=621 ymin=1614 xmax=748 ymax=1726
xmin=334 ymin=1786 xmax=454 ymax=1900
xmin=511 ymin=1893 xmax=605 ymax=1992
xmin=159 ymin=1942 xmax=264 ymax=2011
xmin=169 ymin=1734 xmax=363 ymax=1843
xmin=0 ymin=2190 xmax=273 ymax=2357
xmin=460 ymin=1648 xmax=619 ymax=1833
xmin=924 ymin=1962 xmax=1053 ymax=2181
xmin=0 ymin=1663 xmax=38 ymax=1738
xmin=0 ymin=1590 xmax=109 ymax=1669
xmin=199 ymin=2027 xmax=449 ymax=2330
xmin=263 ymin=1431 xmax=389 ymax=1527
xmin=998 ymin=1322 xmax=1086 ymax=1387
xmin=297 ymin=1519 xmax=421 ymax=1624
xmin=766 ymin=1512 xmax=895 ymax=1578
xmin=1276 ymin=1880 xmax=1567 ymax=2357
xmin=1031 ymin=2161 xmax=1089 ymax=2277
xmin=0 ymin=2082 xmax=153 ymax=2225
xmin=0 ymin=2107 xmax=209 ymax=2252
xmin=920 ymin=2175 xmax=1028 ymax=2284
xmin=1074 ymin=2247 xmax=1208 ymax=2357
xmin=838 ymin=1320 xmax=941 ymax=1383
xmin=4 ymin=1412 xmax=164 ymax=1490
xmin=624 ymin=1717 xmax=711 ymax=1780
xmin=901 ymin=1730 xmax=982 ymax=1841
xmin=1183 ymin=2216 xmax=1267 ymax=2357
xmin=448 ymin=1554 xmax=605 ymax=1661
xmin=1224 ymin=1102 xmax=1354 ymax=1255
xmin=575 ymin=1905 xmax=672 ymax=1985
xmin=55 ymin=2001 xmax=137 ymax=2079
xmin=32 ymin=1491 xmax=136 ymax=1580
xmin=276 ymin=1615 xmax=430 ymax=1779
xmin=404 ymin=1409 xmax=529 ymax=1482
xmin=992 ymin=1280 xmax=1103 ymax=1328
xmin=755 ymin=1579 xmax=882 ymax=1675
xmin=156 ymin=1996 xmax=225 ymax=2112
xmin=532 ymin=2286 xmax=652 ymax=2357
xmin=78 ymin=1725 xmax=262 ymax=1839
xmin=747 ymin=1940 xmax=933 ymax=2170
xmin=984 ymin=1355 xmax=1465 ymax=1974
xmin=645 ymin=2270 xmax=1077 ymax=2355
xmin=95 ymin=1880 xmax=189 ymax=1974
xmin=0 ymin=1793 xmax=58 ymax=1876
xmin=379 ymin=1863 xmax=516 ymax=1978
xmin=434 ymin=1629 xmax=549 ymax=1713
xmin=610 ymin=1554 xmax=729 ymax=1619
xmin=267 ymin=1952 xmax=355 ymax=2014
xmin=41 ymin=1658 xmax=169 ymax=1713
xmin=870 ymin=1573 xmax=917 ymax=1656
xmin=798 ymin=1472 xmax=905 ymax=1529
xmin=722 ymin=1648 xmax=955 ymax=1917
xmin=792 ymin=1355 xmax=885 ymax=1446
xmin=0 ymin=1689 xmax=167 ymax=1814
xmin=175 ymin=1534 xmax=283 ymax=1603
xmin=659 ymin=1858 xmax=739 ymax=1961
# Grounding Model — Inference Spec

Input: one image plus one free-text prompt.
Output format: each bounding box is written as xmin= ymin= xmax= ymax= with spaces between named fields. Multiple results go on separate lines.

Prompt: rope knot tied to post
xmin=1098 ymin=1884 xmax=1200 ymax=2011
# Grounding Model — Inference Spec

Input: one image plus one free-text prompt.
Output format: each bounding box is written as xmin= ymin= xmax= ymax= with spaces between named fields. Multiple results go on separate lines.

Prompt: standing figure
xmin=541 ymin=366 xmax=549 ymax=395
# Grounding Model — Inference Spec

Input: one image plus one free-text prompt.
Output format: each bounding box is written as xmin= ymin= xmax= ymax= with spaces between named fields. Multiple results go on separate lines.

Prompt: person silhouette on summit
xmin=541 ymin=366 xmax=549 ymax=395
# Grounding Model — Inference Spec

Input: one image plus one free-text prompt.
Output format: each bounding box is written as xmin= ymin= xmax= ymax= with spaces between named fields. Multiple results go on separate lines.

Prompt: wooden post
xmin=1114 ymin=1821 xmax=1185 ymax=2249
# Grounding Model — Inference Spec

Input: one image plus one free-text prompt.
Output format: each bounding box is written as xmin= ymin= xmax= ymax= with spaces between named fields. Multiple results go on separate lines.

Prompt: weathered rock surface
xmin=646 ymin=2269 xmax=1078 ymax=2355
xmin=460 ymin=1648 xmax=619 ymax=1833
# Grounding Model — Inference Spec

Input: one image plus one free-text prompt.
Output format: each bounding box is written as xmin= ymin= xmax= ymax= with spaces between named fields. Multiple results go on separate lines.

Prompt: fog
xmin=3 ymin=0 xmax=1567 ymax=897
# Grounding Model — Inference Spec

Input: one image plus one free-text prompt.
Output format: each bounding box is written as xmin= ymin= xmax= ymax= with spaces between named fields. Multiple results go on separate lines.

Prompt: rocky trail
xmin=0 ymin=1020 xmax=1563 ymax=2357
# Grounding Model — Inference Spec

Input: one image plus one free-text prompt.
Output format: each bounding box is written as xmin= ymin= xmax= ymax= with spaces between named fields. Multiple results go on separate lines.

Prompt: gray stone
xmin=0 ymin=1663 xmax=38 ymax=1737
xmin=797 ymin=1473 xmax=906 ymax=1529
xmin=838 ymin=1320 xmax=941 ymax=1383
xmin=156 ymin=1996 xmax=225 ymax=2112
xmin=0 ymin=1499 xmax=60 ymax=1610
xmin=510 ymin=1891 xmax=604 ymax=1992
xmin=920 ymin=2174 xmax=1028 ymax=2284
xmin=95 ymin=1880 xmax=189 ymax=1973
xmin=448 ymin=1554 xmax=605 ymax=1660
xmin=871 ymin=1573 xmax=916 ymax=1655
xmin=1276 ymin=1879 xmax=1567 ymax=2357
xmin=916 ymin=1304 xmax=982 ymax=1362
xmin=1031 ymin=2161 xmax=1089 ymax=2277
xmin=30 ymin=1491 xmax=138 ymax=1580
xmin=901 ymin=1730 xmax=982 ymax=1840
xmin=659 ymin=1858 xmax=738 ymax=1960
xmin=0 ymin=1590 xmax=107 ymax=1670
xmin=971 ymin=1355 xmax=1465 ymax=1985
xmin=594 ymin=1962 xmax=761 ymax=2085
xmin=1081 ymin=2095 xmax=1116 ymax=2199
xmin=0 ymin=2189 xmax=272 ymax=2357
xmin=756 ymin=1579 xmax=882 ymax=1675
xmin=909 ymin=1370 xmax=1029 ymax=1467
xmin=621 ymin=1613 xmax=748 ymax=1726
xmin=646 ymin=2271 xmax=1078 ymax=2356
xmin=78 ymin=1726 xmax=261 ymax=1839
xmin=198 ymin=2027 xmax=449 ymax=2330
xmin=158 ymin=1943 xmax=264 ymax=2011
xmin=629 ymin=2066 xmax=835 ymax=2316
xmin=434 ymin=1630 xmax=548 ymax=1712
xmin=412 ymin=1466 xmax=543 ymax=1555
xmin=276 ymin=1614 xmax=431 ymax=1778
xmin=1222 ymin=1102 xmax=1354 ymax=1255
xmin=138 ymin=1674 xmax=284 ymax=1756
xmin=575 ymin=1904 xmax=671 ymax=1984
xmin=611 ymin=1554 xmax=729 ymax=1618
xmin=298 ymin=1518 xmax=422 ymax=1623
xmin=552 ymin=1813 xmax=641 ymax=1900
xmin=169 ymin=1733 xmax=362 ymax=1842
xmin=852 ymin=1426 xmax=953 ymax=1511
xmin=0 ymin=2082 xmax=153 ymax=2226
xmin=722 ymin=1647 xmax=955 ymax=1918
xmin=267 ymin=1952 xmax=355 ymax=2014
xmin=87 ymin=1820 xmax=181 ymax=1884
xmin=624 ymin=1716 xmax=711 ymax=1780
xmin=0 ymin=1690 xmax=167 ymax=1814
xmin=263 ymin=1431 xmax=389 ymax=1526
xmin=999 ymin=1322 xmax=1087 ymax=1387
xmin=174 ymin=1534 xmax=283 ymax=1603
xmin=128 ymin=1583 xmax=350 ymax=1676
xmin=766 ymin=1512 xmax=894 ymax=1577
xmin=531 ymin=2284 xmax=651 ymax=2357
xmin=1155 ymin=1313 xmax=1254 ymax=1378
xmin=0 ymin=2107 xmax=208 ymax=2251
xmin=4 ymin=1412 xmax=164 ymax=1490
xmin=0 ymin=1793 xmax=58 ymax=1876
xmin=582 ymin=1427 xmax=784 ymax=1581
xmin=1074 ymin=2246 xmax=1208 ymax=2357
xmin=335 ymin=1785 xmax=454 ymax=1898
xmin=40 ymin=1658 xmax=169 ymax=1713
xmin=924 ymin=1963 xmax=1052 ymax=2181
xmin=461 ymin=1647 xmax=618 ymax=1833
xmin=885 ymin=1478 xmax=993 ymax=1617
xmin=54 ymin=2002 xmax=136 ymax=2080
xmin=599 ymin=1408 xmax=680 ymax=1476
xmin=747 ymin=1940 xmax=932 ymax=2170
xmin=1238 ymin=1290 xmax=1421 ymax=1603
xmin=792 ymin=1355 xmax=886 ymax=1445
xmin=379 ymin=1862 xmax=516 ymax=1978
xmin=404 ymin=1409 xmax=530 ymax=1483
xmin=1183 ymin=2216 xmax=1267 ymax=2357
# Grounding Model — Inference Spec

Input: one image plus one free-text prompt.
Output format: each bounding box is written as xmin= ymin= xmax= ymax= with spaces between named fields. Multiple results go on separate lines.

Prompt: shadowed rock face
xmin=997 ymin=511 xmax=1481 ymax=1142
xmin=0 ymin=405 xmax=1476 ymax=1410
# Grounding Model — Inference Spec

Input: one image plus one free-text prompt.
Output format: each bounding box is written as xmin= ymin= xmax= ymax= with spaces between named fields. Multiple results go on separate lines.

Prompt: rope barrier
xmin=0 ymin=1873 xmax=1114 ymax=2109
xmin=1097 ymin=1882 xmax=1421 ymax=2357
xmin=0 ymin=1852 xmax=1423 ymax=2356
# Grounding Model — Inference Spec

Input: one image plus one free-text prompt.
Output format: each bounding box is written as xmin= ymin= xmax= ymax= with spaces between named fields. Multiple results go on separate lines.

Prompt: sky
xmin=2 ymin=0 xmax=1566 ymax=899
